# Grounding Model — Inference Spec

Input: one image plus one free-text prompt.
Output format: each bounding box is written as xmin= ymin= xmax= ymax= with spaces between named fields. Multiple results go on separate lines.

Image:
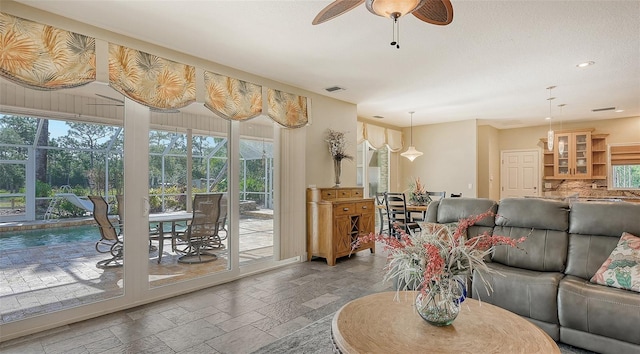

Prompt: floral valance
xmin=357 ymin=121 xmax=403 ymax=152
xmin=108 ymin=44 xmax=195 ymax=110
xmin=204 ymin=71 xmax=262 ymax=121
xmin=1 ymin=11 xmax=309 ymax=129
xmin=0 ymin=12 xmax=95 ymax=90
xmin=267 ymin=88 xmax=308 ymax=128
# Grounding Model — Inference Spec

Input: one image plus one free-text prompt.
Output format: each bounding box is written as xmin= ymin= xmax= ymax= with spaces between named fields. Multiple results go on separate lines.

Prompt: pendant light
xmin=557 ymin=103 xmax=566 ymax=155
xmin=401 ymin=111 xmax=423 ymax=161
xmin=546 ymin=86 xmax=556 ymax=152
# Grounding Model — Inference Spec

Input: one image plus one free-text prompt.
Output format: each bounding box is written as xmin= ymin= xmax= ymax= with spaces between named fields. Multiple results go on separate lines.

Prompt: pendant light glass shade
xmin=401 ymin=111 xmax=423 ymax=161
xmin=401 ymin=146 xmax=423 ymax=161
xmin=546 ymin=86 xmax=556 ymax=152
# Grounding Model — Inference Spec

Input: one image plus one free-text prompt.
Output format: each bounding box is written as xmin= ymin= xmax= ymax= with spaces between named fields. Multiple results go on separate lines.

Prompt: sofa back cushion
xmin=565 ymin=201 xmax=640 ymax=280
xmin=492 ymin=198 xmax=570 ymax=272
xmin=425 ymin=197 xmax=497 ymax=238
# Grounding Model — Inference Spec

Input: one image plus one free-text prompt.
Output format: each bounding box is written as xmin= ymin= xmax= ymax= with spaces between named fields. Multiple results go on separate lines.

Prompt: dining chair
xmin=427 ymin=191 xmax=446 ymax=200
xmin=385 ymin=192 xmax=420 ymax=238
xmin=176 ymin=193 xmax=223 ymax=264
xmin=89 ymin=195 xmax=123 ymax=268
xmin=375 ymin=192 xmax=389 ymax=235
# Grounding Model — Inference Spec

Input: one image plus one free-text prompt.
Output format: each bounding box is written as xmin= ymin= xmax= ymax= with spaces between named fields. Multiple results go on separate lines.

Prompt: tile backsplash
xmin=543 ymin=180 xmax=640 ymax=199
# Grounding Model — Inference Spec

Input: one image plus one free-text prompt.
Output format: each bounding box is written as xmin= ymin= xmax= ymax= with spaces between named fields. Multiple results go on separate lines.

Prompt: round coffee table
xmin=332 ymin=291 xmax=560 ymax=353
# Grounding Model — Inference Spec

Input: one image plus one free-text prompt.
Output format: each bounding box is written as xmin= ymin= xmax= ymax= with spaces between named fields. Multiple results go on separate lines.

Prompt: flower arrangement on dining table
xmin=353 ymin=210 xmax=527 ymax=325
xmin=407 ymin=176 xmax=430 ymax=205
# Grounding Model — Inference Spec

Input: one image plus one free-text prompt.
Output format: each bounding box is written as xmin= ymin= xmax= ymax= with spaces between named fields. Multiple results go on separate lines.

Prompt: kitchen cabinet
xmin=554 ymin=131 xmax=591 ymax=178
xmin=306 ymin=187 xmax=375 ymax=266
xmin=542 ymin=129 xmax=608 ymax=180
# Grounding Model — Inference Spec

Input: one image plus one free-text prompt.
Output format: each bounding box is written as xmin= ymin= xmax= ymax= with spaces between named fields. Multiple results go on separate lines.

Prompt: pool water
xmin=0 ymin=225 xmax=101 ymax=251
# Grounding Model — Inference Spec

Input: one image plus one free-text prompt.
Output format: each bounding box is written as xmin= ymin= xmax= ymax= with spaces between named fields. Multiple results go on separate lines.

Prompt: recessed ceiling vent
xmin=592 ymin=107 xmax=616 ymax=112
xmin=324 ymin=86 xmax=345 ymax=93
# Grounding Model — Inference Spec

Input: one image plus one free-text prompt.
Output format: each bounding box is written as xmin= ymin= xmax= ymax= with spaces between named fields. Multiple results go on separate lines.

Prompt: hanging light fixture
xmin=546 ymin=86 xmax=556 ymax=152
xmin=401 ymin=111 xmax=423 ymax=161
xmin=557 ymin=103 xmax=566 ymax=156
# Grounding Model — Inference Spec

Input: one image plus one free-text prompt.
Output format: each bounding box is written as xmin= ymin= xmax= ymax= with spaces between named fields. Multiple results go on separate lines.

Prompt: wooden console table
xmin=332 ymin=291 xmax=560 ymax=353
xmin=306 ymin=187 xmax=375 ymax=266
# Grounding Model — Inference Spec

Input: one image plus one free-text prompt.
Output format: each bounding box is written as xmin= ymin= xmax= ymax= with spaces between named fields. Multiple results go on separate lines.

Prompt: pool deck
xmin=0 ymin=216 xmax=101 ymax=232
xmin=0 ymin=216 xmax=274 ymax=325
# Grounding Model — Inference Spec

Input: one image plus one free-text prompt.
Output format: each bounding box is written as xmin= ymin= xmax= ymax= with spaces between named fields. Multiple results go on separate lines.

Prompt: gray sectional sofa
xmin=424 ymin=197 xmax=640 ymax=354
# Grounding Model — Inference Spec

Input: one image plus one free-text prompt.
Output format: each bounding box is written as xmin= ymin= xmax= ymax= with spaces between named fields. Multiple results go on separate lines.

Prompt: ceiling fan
xmin=88 ymin=94 xmax=180 ymax=113
xmin=313 ymin=0 xmax=453 ymax=47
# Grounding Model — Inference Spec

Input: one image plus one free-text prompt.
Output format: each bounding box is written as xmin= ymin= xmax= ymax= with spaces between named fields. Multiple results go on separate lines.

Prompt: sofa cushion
xmin=425 ymin=198 xmax=497 ymax=238
xmin=492 ymin=198 xmax=570 ymax=272
xmin=590 ymin=232 xmax=640 ymax=292
xmin=565 ymin=202 xmax=640 ymax=281
xmin=472 ymin=262 xmax=563 ymax=325
xmin=435 ymin=197 xmax=498 ymax=227
xmin=492 ymin=227 xmax=568 ymax=272
xmin=496 ymin=198 xmax=569 ymax=231
xmin=558 ymin=275 xmax=640 ymax=345
xmin=569 ymin=202 xmax=640 ymax=237
xmin=565 ymin=233 xmax=621 ymax=280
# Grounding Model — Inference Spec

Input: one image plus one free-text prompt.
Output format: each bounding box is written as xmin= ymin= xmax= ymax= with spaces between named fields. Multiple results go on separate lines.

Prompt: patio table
xmin=148 ymin=212 xmax=192 ymax=263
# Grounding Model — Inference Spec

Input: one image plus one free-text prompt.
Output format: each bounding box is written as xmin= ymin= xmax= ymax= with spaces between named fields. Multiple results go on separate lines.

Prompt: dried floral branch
xmin=325 ymin=129 xmax=353 ymax=162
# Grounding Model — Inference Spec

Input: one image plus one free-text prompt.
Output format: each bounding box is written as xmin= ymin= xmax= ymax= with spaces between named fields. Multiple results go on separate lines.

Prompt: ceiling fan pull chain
xmin=390 ymin=13 xmax=400 ymax=49
xmin=396 ymin=18 xmax=400 ymax=49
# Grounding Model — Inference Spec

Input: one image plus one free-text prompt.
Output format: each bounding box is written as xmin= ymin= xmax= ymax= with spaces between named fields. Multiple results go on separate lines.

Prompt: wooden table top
xmin=332 ymin=291 xmax=560 ymax=354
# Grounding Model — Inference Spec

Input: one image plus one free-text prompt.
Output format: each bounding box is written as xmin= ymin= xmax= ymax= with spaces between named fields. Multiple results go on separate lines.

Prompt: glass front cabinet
xmin=553 ymin=131 xmax=591 ymax=178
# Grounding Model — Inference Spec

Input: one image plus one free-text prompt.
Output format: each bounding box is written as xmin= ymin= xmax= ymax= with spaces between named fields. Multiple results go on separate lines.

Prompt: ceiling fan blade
xmin=312 ymin=0 xmax=365 ymax=25
xmin=413 ymin=0 xmax=453 ymax=25
xmin=95 ymin=93 xmax=125 ymax=104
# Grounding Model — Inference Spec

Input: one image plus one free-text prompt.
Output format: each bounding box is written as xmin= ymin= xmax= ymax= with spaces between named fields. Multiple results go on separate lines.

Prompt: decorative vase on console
xmin=325 ymin=129 xmax=352 ymax=187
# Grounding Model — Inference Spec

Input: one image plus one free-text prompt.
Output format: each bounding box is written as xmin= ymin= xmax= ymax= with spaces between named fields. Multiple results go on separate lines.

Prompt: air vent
xmin=324 ymin=86 xmax=345 ymax=93
xmin=592 ymin=107 xmax=616 ymax=112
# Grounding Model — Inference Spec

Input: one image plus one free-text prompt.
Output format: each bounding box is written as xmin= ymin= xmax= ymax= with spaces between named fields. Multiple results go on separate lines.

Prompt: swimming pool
xmin=0 ymin=225 xmax=100 ymax=251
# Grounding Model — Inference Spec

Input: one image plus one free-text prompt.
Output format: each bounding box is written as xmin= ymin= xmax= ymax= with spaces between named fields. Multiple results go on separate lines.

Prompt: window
xmin=609 ymin=144 xmax=640 ymax=190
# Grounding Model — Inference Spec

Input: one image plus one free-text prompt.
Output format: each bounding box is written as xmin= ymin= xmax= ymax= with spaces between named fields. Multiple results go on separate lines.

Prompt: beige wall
xmin=305 ymin=96 xmax=358 ymax=188
xmin=401 ymin=119 xmax=478 ymax=197
xmin=477 ymin=125 xmax=501 ymax=200
xmin=498 ymin=116 xmax=640 ymax=151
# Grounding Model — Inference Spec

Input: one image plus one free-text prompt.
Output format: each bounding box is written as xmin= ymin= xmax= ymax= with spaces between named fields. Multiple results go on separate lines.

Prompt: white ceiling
xmin=13 ymin=0 xmax=640 ymax=129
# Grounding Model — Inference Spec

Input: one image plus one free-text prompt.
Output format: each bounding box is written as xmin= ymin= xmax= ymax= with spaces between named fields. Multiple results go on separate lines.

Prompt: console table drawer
xmin=334 ymin=203 xmax=355 ymax=216
xmin=356 ymin=201 xmax=373 ymax=213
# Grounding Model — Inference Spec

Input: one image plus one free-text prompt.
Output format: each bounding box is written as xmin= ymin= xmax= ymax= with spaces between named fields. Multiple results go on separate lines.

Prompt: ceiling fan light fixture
xmin=366 ymin=0 xmax=425 ymax=18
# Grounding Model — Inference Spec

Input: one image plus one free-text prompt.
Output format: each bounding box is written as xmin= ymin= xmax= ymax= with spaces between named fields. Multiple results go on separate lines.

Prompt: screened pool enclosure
xmin=0 ymin=115 xmax=274 ymax=222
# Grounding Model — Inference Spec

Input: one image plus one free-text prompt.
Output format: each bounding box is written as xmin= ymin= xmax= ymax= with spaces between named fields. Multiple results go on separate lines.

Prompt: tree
xmin=35 ymin=119 xmax=49 ymax=183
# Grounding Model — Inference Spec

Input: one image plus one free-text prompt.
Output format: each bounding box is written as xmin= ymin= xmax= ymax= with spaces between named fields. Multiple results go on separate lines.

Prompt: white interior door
xmin=500 ymin=150 xmax=540 ymax=199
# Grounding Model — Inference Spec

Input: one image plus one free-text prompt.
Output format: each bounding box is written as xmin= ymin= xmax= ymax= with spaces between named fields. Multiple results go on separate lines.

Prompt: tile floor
xmin=0 ymin=251 xmax=391 ymax=353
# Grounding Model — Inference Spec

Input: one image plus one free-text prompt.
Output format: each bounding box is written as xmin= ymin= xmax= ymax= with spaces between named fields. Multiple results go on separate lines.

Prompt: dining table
xmin=148 ymin=211 xmax=192 ymax=263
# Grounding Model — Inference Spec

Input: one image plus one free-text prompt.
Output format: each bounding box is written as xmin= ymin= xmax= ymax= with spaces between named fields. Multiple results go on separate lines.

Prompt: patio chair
xmin=217 ymin=194 xmax=228 ymax=241
xmin=116 ymin=194 xmax=158 ymax=252
xmin=175 ymin=193 xmax=223 ymax=264
xmin=385 ymin=192 xmax=420 ymax=238
xmin=89 ymin=195 xmax=123 ymax=268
